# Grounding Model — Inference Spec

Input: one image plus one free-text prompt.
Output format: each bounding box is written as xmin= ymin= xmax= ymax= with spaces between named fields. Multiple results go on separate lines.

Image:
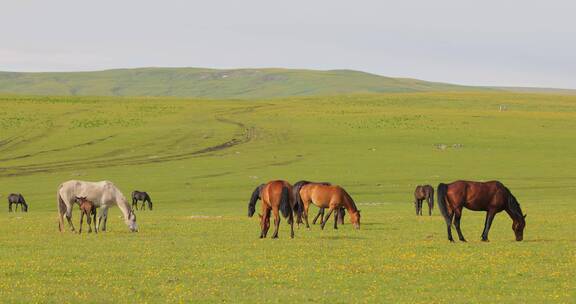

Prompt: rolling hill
xmin=0 ymin=67 xmax=491 ymax=99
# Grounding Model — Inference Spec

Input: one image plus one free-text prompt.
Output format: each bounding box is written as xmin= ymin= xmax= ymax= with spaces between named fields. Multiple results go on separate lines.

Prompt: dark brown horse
xmin=132 ymin=190 xmax=153 ymax=211
xmin=292 ymin=180 xmax=345 ymax=227
xmin=437 ymin=180 xmax=526 ymax=242
xmin=296 ymin=183 xmax=360 ymax=230
xmin=414 ymin=185 xmax=434 ymax=216
xmin=248 ymin=180 xmax=295 ymax=238
xmin=8 ymin=193 xmax=28 ymax=212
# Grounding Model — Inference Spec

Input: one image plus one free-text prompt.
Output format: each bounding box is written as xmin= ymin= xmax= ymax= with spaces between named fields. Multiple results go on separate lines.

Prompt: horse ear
xmin=523 ymin=214 xmax=527 ymax=219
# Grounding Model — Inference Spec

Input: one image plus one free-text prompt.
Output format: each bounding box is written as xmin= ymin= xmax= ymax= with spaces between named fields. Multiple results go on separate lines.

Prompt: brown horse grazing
xmin=248 ymin=180 xmax=295 ymax=239
xmin=296 ymin=183 xmax=360 ymax=230
xmin=414 ymin=185 xmax=434 ymax=216
xmin=437 ymin=180 xmax=526 ymax=242
xmin=75 ymin=196 xmax=97 ymax=234
xmin=292 ymin=180 xmax=344 ymax=227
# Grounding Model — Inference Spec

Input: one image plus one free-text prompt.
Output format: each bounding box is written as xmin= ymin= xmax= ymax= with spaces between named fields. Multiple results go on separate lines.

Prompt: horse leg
xmin=289 ymin=210 xmax=295 ymax=239
xmin=79 ymin=212 xmax=84 ymax=234
xmin=333 ymin=208 xmax=339 ymax=230
xmin=93 ymin=210 xmax=98 ymax=234
xmin=303 ymin=203 xmax=311 ymax=229
xmin=8 ymin=202 xmax=12 ymax=212
xmin=419 ymin=200 xmax=424 ymax=216
xmin=271 ymin=209 xmax=281 ymax=239
xmin=428 ymin=200 xmax=433 ymax=216
xmin=87 ymin=212 xmax=93 ymax=233
xmin=97 ymin=207 xmax=109 ymax=232
xmin=454 ymin=209 xmax=466 ymax=242
xmin=444 ymin=210 xmax=455 ymax=242
xmin=481 ymin=210 xmax=496 ymax=242
xmin=65 ymin=205 xmax=76 ymax=232
xmin=313 ymin=208 xmax=323 ymax=224
xmin=141 ymin=201 xmax=146 ymax=211
xmin=260 ymin=207 xmax=270 ymax=238
xmin=320 ymin=208 xmax=334 ymax=230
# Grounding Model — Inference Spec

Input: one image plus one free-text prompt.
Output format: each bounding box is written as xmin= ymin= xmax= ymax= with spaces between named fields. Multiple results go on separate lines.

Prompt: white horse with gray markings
xmin=57 ymin=180 xmax=138 ymax=232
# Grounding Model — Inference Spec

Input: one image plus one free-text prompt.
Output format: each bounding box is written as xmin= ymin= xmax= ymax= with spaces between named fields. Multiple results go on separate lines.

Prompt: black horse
xmin=131 ymin=191 xmax=153 ymax=210
xmin=8 ymin=193 xmax=28 ymax=212
xmin=292 ymin=180 xmax=345 ymax=227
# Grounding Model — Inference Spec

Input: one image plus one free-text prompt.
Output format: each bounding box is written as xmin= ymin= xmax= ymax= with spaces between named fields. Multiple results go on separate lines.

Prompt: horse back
xmin=262 ymin=180 xmax=293 ymax=207
xmin=447 ymin=180 xmax=508 ymax=211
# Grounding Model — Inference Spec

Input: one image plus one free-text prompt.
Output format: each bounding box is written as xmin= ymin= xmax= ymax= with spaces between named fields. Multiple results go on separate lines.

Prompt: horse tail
xmin=436 ymin=183 xmax=450 ymax=225
xmin=248 ymin=184 xmax=263 ymax=217
xmin=279 ymin=185 xmax=291 ymax=219
xmin=292 ymin=181 xmax=308 ymax=218
xmin=57 ymin=190 xmax=66 ymax=232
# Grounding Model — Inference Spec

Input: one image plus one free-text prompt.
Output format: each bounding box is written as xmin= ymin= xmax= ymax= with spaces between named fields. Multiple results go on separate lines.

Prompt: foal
xmin=75 ymin=196 xmax=97 ymax=234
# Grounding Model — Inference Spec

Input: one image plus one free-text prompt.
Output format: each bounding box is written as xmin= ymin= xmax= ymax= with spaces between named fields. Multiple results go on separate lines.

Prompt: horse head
xmin=126 ymin=210 xmax=138 ymax=232
xmin=512 ymin=214 xmax=526 ymax=241
xmin=350 ymin=209 xmax=361 ymax=229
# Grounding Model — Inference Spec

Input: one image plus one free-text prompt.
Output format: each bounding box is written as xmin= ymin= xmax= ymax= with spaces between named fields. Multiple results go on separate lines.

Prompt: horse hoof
xmin=460 ymin=239 xmax=467 ymax=242
xmin=481 ymin=238 xmax=489 ymax=242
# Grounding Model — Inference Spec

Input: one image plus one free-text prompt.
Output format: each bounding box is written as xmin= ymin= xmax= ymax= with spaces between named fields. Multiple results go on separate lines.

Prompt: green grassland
xmin=0 ymin=92 xmax=574 ymax=303
xmin=0 ymin=67 xmax=491 ymax=99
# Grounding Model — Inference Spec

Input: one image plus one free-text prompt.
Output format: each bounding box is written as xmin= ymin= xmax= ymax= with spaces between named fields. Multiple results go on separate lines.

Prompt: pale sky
xmin=1 ymin=0 xmax=574 ymax=88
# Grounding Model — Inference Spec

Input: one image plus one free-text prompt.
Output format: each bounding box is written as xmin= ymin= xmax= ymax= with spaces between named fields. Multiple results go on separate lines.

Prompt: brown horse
xmin=292 ymin=180 xmax=344 ymax=227
xmin=75 ymin=196 xmax=97 ymax=234
xmin=414 ymin=185 xmax=434 ymax=216
xmin=437 ymin=180 xmax=526 ymax=242
xmin=295 ymin=183 xmax=360 ymax=230
xmin=247 ymin=180 xmax=295 ymax=238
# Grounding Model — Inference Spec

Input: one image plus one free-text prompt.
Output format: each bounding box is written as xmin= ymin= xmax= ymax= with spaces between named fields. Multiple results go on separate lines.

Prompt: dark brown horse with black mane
xmin=293 ymin=180 xmax=345 ymax=227
xmin=295 ymin=182 xmax=360 ymax=230
xmin=132 ymin=190 xmax=153 ymax=211
xmin=437 ymin=180 xmax=526 ymax=242
xmin=248 ymin=180 xmax=295 ymax=238
xmin=414 ymin=185 xmax=434 ymax=216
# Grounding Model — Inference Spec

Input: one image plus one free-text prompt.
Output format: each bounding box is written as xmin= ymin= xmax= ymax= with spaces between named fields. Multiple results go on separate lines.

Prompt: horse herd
xmin=248 ymin=179 xmax=527 ymax=242
xmin=6 ymin=178 xmax=526 ymax=242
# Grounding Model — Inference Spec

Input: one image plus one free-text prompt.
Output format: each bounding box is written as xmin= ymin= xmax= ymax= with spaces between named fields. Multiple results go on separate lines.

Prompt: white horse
xmin=57 ymin=180 xmax=138 ymax=232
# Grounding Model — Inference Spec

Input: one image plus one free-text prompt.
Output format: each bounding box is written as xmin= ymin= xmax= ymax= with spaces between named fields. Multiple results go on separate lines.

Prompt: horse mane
xmin=503 ymin=185 xmax=524 ymax=220
xmin=341 ymin=188 xmax=359 ymax=213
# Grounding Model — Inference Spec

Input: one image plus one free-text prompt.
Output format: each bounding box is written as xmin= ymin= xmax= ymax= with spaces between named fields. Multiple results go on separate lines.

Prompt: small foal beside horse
xmin=131 ymin=190 xmax=153 ymax=211
xmin=295 ymin=181 xmax=361 ymax=230
xmin=414 ymin=185 xmax=434 ymax=216
xmin=437 ymin=180 xmax=526 ymax=242
xmin=8 ymin=193 xmax=28 ymax=212
xmin=248 ymin=180 xmax=296 ymax=238
xmin=75 ymin=196 xmax=97 ymax=234
xmin=58 ymin=180 xmax=138 ymax=233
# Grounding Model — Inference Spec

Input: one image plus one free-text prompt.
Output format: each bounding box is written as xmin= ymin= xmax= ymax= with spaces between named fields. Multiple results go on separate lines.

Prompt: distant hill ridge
xmin=0 ymin=67 xmax=573 ymax=99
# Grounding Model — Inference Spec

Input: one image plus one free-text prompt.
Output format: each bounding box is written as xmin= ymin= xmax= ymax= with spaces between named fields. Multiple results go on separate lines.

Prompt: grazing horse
xmin=57 ymin=180 xmax=138 ymax=233
xmin=437 ymin=180 xmax=526 ymax=242
xmin=414 ymin=185 xmax=434 ymax=216
xmin=8 ymin=193 xmax=28 ymax=212
xmin=292 ymin=180 xmax=344 ymax=227
xmin=248 ymin=180 xmax=295 ymax=238
xmin=75 ymin=196 xmax=97 ymax=234
xmin=295 ymin=183 xmax=361 ymax=230
xmin=131 ymin=191 xmax=153 ymax=211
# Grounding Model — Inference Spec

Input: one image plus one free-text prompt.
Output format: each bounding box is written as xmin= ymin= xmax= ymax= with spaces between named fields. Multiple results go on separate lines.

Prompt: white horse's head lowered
xmin=126 ymin=210 xmax=138 ymax=232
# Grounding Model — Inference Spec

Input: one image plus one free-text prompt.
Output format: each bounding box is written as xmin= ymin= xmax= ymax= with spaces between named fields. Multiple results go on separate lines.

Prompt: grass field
xmin=0 ymin=92 xmax=574 ymax=303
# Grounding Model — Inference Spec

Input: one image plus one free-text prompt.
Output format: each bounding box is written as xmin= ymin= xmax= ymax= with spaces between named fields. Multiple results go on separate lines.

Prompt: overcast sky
xmin=1 ymin=0 xmax=574 ymax=88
